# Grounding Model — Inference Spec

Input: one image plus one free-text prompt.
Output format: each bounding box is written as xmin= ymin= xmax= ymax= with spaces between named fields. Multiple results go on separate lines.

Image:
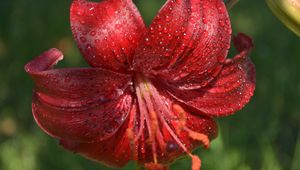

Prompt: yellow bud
xmin=266 ymin=0 xmax=300 ymax=37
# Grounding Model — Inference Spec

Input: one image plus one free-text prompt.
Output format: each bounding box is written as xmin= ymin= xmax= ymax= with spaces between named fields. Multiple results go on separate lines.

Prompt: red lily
xmin=25 ymin=0 xmax=255 ymax=169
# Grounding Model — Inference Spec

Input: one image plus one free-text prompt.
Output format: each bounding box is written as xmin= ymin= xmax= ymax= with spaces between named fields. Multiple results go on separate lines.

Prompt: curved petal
xmin=60 ymin=102 xmax=136 ymax=168
xmin=60 ymin=79 xmax=218 ymax=168
xmin=25 ymin=48 xmax=133 ymax=141
xmin=60 ymin=126 xmax=131 ymax=168
xmin=167 ymin=33 xmax=256 ymax=116
xmin=133 ymin=0 xmax=231 ymax=89
xmin=70 ymin=0 xmax=146 ymax=72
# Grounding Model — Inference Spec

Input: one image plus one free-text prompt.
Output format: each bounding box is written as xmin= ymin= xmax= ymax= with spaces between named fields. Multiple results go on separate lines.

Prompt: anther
xmin=185 ymin=128 xmax=210 ymax=149
xmin=188 ymin=154 xmax=201 ymax=170
xmin=172 ymin=104 xmax=187 ymax=133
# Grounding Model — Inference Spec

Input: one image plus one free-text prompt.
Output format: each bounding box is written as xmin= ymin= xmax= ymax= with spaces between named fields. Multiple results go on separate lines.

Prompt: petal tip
xmin=233 ymin=33 xmax=254 ymax=53
xmin=24 ymin=48 xmax=64 ymax=74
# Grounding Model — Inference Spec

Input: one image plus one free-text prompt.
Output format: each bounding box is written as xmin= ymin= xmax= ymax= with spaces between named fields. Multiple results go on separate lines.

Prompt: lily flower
xmin=25 ymin=0 xmax=256 ymax=169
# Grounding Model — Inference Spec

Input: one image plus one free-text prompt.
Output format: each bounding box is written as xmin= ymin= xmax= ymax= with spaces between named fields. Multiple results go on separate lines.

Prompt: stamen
xmin=188 ymin=154 xmax=201 ymax=170
xmin=127 ymin=103 xmax=138 ymax=160
xmin=134 ymin=111 xmax=145 ymax=142
xmin=172 ymin=104 xmax=210 ymax=149
xmin=135 ymin=88 xmax=149 ymax=137
xmin=157 ymin=111 xmax=189 ymax=153
xmin=138 ymin=80 xmax=159 ymax=163
xmin=135 ymin=74 xmax=205 ymax=170
xmin=184 ymin=127 xmax=210 ymax=149
xmin=150 ymin=111 xmax=159 ymax=157
xmin=156 ymin=127 xmax=167 ymax=152
xmin=145 ymin=79 xmax=177 ymax=120
xmin=127 ymin=128 xmax=137 ymax=160
xmin=172 ymin=104 xmax=187 ymax=134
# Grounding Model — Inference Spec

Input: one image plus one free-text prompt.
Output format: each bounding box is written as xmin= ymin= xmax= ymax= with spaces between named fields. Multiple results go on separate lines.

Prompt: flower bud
xmin=266 ymin=0 xmax=300 ymax=37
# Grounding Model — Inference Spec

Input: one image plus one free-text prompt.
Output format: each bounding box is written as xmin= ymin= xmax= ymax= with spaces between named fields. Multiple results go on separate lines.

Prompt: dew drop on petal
xmin=202 ymin=16 xmax=208 ymax=24
xmin=150 ymin=26 xmax=155 ymax=33
xmin=219 ymin=20 xmax=225 ymax=27
xmin=165 ymin=15 xmax=171 ymax=22
xmin=90 ymin=31 xmax=96 ymax=36
xmin=80 ymin=37 xmax=87 ymax=43
xmin=145 ymin=37 xmax=151 ymax=46
xmin=116 ymin=24 xmax=121 ymax=29
xmin=80 ymin=20 xmax=86 ymax=25
xmin=76 ymin=9 xmax=83 ymax=16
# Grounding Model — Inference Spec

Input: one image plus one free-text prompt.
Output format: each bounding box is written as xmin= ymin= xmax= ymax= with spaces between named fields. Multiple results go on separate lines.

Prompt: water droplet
xmin=128 ymin=34 xmax=133 ymax=41
xmin=77 ymin=10 xmax=83 ymax=16
xmin=164 ymin=48 xmax=172 ymax=57
xmin=163 ymin=27 xmax=168 ymax=33
xmin=145 ymin=37 xmax=151 ymax=45
xmin=219 ymin=20 xmax=225 ymax=27
xmin=82 ymin=31 xmax=88 ymax=35
xmin=80 ymin=20 xmax=86 ymax=25
xmin=183 ymin=32 xmax=189 ymax=39
xmin=95 ymin=39 xmax=100 ymax=44
xmin=165 ymin=15 xmax=171 ymax=21
xmin=157 ymin=25 xmax=163 ymax=31
xmin=190 ymin=16 xmax=196 ymax=23
xmin=187 ymin=8 xmax=191 ymax=14
xmin=80 ymin=37 xmax=87 ymax=43
xmin=90 ymin=31 xmax=96 ymax=36
xmin=202 ymin=17 xmax=208 ymax=24
xmin=116 ymin=24 xmax=121 ymax=29
xmin=167 ymin=34 xmax=173 ymax=40
xmin=175 ymin=30 xmax=180 ymax=36
xmin=150 ymin=26 xmax=155 ymax=33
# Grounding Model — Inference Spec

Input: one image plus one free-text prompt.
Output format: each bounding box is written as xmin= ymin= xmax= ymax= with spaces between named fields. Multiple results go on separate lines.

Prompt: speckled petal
xmin=60 ymin=102 xmax=137 ymax=168
xmin=133 ymin=0 xmax=231 ymax=90
xmin=71 ymin=0 xmax=146 ymax=72
xmin=25 ymin=48 xmax=134 ymax=141
xmin=167 ymin=33 xmax=255 ymax=116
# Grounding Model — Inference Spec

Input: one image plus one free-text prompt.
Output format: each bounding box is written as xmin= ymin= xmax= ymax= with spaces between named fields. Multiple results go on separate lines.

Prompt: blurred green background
xmin=0 ymin=0 xmax=300 ymax=170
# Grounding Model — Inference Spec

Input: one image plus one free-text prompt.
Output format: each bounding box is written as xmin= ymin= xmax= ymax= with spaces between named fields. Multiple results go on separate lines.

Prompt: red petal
xmin=60 ymin=103 xmax=137 ymax=168
xmin=133 ymin=0 xmax=231 ymax=89
xmin=70 ymin=0 xmax=146 ymax=72
xmin=25 ymin=49 xmax=133 ymax=141
xmin=167 ymin=34 xmax=255 ymax=116
xmin=60 ymin=129 xmax=131 ymax=168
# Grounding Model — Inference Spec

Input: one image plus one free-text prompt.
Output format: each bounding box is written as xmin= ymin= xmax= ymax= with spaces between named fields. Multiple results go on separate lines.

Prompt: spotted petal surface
xmin=167 ymin=33 xmax=255 ymax=116
xmin=71 ymin=0 xmax=146 ymax=72
xmin=133 ymin=0 xmax=231 ymax=90
xmin=25 ymin=48 xmax=133 ymax=142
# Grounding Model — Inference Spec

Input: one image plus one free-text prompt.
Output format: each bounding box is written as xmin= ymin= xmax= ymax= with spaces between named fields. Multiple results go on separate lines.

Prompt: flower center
xmin=129 ymin=74 xmax=210 ymax=169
